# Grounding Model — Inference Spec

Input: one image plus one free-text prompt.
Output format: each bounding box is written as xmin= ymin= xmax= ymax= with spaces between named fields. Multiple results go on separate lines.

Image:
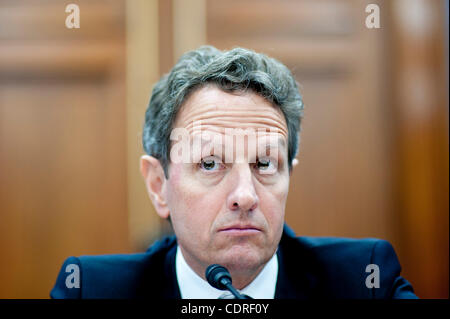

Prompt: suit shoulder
xmin=78 ymin=236 xmax=176 ymax=276
xmin=280 ymin=235 xmax=416 ymax=298
xmin=291 ymin=236 xmax=399 ymax=272
xmin=294 ymin=237 xmax=403 ymax=273
xmin=288 ymin=235 xmax=381 ymax=262
xmin=296 ymin=235 xmax=381 ymax=250
xmin=50 ymin=236 xmax=177 ymax=299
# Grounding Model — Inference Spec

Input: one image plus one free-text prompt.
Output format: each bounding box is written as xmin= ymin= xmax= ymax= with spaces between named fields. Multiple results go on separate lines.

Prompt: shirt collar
xmin=175 ymin=245 xmax=278 ymax=299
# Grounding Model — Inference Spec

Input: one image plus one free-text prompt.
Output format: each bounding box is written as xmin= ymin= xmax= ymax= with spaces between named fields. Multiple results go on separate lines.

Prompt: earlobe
xmin=289 ymin=158 xmax=299 ymax=176
xmin=140 ymin=155 xmax=170 ymax=219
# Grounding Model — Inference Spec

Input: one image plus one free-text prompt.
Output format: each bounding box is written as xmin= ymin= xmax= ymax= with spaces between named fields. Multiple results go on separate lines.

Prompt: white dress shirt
xmin=175 ymin=245 xmax=279 ymax=299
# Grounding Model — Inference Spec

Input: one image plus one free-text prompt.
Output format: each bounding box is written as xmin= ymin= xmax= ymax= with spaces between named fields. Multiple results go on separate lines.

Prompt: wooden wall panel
xmin=125 ymin=0 xmax=164 ymax=252
xmin=388 ymin=0 xmax=448 ymax=299
xmin=0 ymin=0 xmax=129 ymax=298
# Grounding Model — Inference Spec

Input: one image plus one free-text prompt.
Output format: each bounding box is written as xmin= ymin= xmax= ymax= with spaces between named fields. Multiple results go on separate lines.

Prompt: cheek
xmin=258 ymin=175 xmax=289 ymax=225
xmin=166 ymin=164 xmax=224 ymax=232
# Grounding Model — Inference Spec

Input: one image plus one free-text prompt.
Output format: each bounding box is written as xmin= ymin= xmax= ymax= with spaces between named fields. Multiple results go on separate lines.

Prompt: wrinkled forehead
xmin=173 ymin=86 xmax=288 ymax=139
xmin=169 ymin=86 xmax=289 ymax=163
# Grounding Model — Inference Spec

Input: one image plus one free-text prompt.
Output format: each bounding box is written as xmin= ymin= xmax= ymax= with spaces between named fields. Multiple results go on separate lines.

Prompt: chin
xmin=218 ymin=245 xmax=269 ymax=273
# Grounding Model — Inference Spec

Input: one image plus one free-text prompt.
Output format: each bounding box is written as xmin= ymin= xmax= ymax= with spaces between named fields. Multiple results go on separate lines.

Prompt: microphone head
xmin=205 ymin=264 xmax=232 ymax=290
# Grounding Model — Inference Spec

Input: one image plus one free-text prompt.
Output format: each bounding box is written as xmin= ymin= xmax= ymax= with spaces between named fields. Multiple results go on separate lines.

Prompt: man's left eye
xmin=256 ymin=158 xmax=276 ymax=172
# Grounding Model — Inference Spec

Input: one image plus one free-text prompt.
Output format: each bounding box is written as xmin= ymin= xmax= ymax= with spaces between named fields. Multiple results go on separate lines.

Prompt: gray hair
xmin=143 ymin=45 xmax=304 ymax=177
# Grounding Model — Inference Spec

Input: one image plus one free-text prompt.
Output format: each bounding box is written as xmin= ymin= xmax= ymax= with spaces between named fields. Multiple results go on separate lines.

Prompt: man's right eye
xmin=199 ymin=157 xmax=222 ymax=171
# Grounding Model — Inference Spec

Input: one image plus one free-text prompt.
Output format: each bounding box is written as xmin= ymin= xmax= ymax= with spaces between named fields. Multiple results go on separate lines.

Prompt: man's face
xmin=163 ymin=86 xmax=291 ymax=279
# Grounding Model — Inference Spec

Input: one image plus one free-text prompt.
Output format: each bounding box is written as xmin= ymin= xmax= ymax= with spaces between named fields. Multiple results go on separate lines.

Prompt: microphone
xmin=205 ymin=264 xmax=251 ymax=299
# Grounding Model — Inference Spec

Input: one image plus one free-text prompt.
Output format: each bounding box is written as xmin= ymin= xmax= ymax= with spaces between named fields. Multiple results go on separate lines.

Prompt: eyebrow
xmin=197 ymin=136 xmax=286 ymax=148
xmin=258 ymin=137 xmax=286 ymax=150
xmin=197 ymin=138 xmax=287 ymax=162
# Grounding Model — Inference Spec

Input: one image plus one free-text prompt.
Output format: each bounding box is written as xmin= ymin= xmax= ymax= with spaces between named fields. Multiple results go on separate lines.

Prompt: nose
xmin=226 ymin=165 xmax=258 ymax=213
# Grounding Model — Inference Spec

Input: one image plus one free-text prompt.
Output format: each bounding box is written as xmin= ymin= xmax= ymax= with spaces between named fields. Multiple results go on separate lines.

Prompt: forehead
xmin=173 ymin=85 xmax=288 ymax=139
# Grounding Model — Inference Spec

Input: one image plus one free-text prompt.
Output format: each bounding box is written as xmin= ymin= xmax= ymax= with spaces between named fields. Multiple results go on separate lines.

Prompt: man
xmin=51 ymin=46 xmax=417 ymax=299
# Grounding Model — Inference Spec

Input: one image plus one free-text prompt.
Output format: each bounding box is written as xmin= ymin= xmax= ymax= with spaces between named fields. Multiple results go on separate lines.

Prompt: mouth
xmin=218 ymin=225 xmax=262 ymax=235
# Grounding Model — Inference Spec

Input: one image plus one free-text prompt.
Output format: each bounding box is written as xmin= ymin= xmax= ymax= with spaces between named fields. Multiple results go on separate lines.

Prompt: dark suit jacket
xmin=50 ymin=225 xmax=417 ymax=299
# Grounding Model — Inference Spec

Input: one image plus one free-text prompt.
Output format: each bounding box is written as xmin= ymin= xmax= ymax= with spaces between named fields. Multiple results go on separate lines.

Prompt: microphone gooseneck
xmin=205 ymin=264 xmax=247 ymax=299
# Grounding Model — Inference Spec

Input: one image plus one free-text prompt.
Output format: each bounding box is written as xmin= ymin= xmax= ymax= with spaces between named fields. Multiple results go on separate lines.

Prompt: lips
xmin=219 ymin=224 xmax=262 ymax=232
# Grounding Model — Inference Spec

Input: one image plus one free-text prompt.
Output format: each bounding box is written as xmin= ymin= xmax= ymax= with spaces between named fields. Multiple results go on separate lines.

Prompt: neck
xmin=179 ymin=247 xmax=267 ymax=291
xmin=226 ymin=266 xmax=265 ymax=290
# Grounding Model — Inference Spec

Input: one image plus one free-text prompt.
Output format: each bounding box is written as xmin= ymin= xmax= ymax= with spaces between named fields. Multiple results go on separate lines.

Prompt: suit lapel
xmin=162 ymin=240 xmax=181 ymax=298
xmin=275 ymin=224 xmax=319 ymax=299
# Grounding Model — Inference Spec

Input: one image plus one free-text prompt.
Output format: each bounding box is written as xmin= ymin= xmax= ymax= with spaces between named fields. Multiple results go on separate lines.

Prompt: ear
xmin=289 ymin=158 xmax=299 ymax=176
xmin=140 ymin=155 xmax=170 ymax=219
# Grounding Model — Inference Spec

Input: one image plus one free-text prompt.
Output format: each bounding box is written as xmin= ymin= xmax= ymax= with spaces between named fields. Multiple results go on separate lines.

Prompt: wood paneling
xmin=388 ymin=0 xmax=448 ymax=299
xmin=0 ymin=0 xmax=125 ymax=40
xmin=158 ymin=0 xmax=174 ymax=76
xmin=0 ymin=0 xmax=129 ymax=298
xmin=172 ymin=0 xmax=206 ymax=62
xmin=125 ymin=0 xmax=163 ymax=252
